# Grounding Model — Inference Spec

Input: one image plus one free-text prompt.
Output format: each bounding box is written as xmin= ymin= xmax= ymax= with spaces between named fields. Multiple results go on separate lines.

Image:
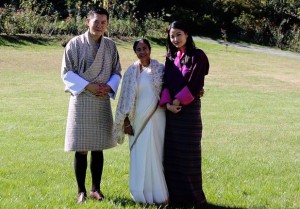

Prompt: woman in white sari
xmin=114 ymin=39 xmax=169 ymax=204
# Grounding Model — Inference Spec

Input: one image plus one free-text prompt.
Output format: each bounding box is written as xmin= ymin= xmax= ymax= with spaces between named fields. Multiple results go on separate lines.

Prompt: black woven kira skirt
xmin=163 ymin=96 xmax=206 ymax=206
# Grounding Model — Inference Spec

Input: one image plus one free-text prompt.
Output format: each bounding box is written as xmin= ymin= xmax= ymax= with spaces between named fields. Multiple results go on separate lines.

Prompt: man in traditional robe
xmin=61 ymin=6 xmax=122 ymax=204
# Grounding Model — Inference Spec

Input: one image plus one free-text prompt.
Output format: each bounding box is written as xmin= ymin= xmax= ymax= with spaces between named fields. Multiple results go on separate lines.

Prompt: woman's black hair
xmin=166 ymin=20 xmax=196 ymax=59
xmin=133 ymin=38 xmax=151 ymax=52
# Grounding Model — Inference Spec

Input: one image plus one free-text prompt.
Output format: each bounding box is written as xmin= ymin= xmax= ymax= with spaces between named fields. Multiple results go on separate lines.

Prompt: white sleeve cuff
xmin=63 ymin=71 xmax=89 ymax=96
xmin=107 ymin=74 xmax=121 ymax=99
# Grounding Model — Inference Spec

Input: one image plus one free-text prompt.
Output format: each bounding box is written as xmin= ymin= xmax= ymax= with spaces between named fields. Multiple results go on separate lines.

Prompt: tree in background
xmin=0 ymin=0 xmax=299 ymax=51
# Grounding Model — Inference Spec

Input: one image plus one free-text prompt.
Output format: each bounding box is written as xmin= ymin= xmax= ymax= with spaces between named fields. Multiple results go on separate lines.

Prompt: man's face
xmin=86 ymin=13 xmax=108 ymax=39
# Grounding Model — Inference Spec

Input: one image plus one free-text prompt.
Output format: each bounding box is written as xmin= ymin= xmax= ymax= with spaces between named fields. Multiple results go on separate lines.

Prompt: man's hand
xmin=85 ymin=83 xmax=102 ymax=95
xmin=85 ymin=83 xmax=112 ymax=97
xmin=96 ymin=83 xmax=112 ymax=97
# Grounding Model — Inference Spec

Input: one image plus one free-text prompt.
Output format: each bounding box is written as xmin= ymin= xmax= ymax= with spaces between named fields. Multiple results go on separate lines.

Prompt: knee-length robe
xmin=61 ymin=31 xmax=122 ymax=151
xmin=160 ymin=48 xmax=209 ymax=206
xmin=114 ymin=59 xmax=169 ymax=204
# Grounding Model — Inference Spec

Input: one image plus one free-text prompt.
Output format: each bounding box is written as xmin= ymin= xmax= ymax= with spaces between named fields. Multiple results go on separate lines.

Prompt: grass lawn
xmin=0 ymin=35 xmax=299 ymax=209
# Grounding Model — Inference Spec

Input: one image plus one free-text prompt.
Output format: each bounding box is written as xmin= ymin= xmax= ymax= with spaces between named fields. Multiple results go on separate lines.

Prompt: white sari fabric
xmin=114 ymin=59 xmax=169 ymax=204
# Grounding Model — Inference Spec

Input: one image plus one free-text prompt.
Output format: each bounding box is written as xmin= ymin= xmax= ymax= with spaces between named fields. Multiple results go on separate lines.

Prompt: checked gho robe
xmin=61 ymin=31 xmax=122 ymax=152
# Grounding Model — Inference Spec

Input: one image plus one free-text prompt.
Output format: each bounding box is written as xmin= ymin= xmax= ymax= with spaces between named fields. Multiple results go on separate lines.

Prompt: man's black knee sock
xmin=74 ymin=152 xmax=87 ymax=194
xmin=90 ymin=151 xmax=104 ymax=192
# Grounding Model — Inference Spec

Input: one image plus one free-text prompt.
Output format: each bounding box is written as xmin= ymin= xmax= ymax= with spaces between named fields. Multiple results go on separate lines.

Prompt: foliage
xmin=286 ymin=25 xmax=300 ymax=51
xmin=107 ymin=0 xmax=168 ymax=38
xmin=0 ymin=4 xmax=17 ymax=35
xmin=109 ymin=13 xmax=168 ymax=38
xmin=0 ymin=0 xmax=167 ymax=38
xmin=0 ymin=0 xmax=300 ymax=51
xmin=109 ymin=17 xmax=137 ymax=37
xmin=0 ymin=0 xmax=59 ymax=35
xmin=210 ymin=0 xmax=300 ymax=51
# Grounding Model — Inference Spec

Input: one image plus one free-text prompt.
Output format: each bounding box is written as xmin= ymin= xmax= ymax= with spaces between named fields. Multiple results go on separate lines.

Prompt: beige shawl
xmin=114 ymin=59 xmax=164 ymax=144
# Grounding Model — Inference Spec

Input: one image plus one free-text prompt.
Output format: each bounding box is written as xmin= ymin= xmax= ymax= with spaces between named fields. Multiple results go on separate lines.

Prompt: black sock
xmin=90 ymin=151 xmax=104 ymax=192
xmin=74 ymin=152 xmax=87 ymax=194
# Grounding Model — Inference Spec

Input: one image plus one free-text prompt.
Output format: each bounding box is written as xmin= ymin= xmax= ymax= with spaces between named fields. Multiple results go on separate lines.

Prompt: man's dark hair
xmin=87 ymin=6 xmax=109 ymax=22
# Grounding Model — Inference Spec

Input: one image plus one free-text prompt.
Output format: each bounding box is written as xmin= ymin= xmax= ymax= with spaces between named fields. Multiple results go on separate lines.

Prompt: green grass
xmin=0 ymin=36 xmax=299 ymax=209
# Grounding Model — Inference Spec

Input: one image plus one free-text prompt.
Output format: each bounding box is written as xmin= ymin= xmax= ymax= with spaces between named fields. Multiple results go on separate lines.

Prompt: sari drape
xmin=114 ymin=59 xmax=168 ymax=204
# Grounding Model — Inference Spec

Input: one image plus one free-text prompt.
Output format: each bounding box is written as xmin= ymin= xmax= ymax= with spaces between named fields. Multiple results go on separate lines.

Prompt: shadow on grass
xmin=109 ymin=196 xmax=137 ymax=207
xmin=110 ymin=197 xmax=245 ymax=209
xmin=165 ymin=203 xmax=246 ymax=209
xmin=0 ymin=34 xmax=48 ymax=46
xmin=0 ymin=34 xmax=70 ymax=47
xmin=200 ymin=203 xmax=246 ymax=209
